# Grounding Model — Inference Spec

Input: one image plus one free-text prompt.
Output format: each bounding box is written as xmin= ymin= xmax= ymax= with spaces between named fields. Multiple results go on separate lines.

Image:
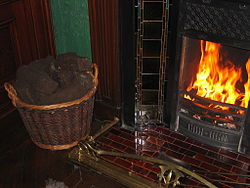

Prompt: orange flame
xmin=186 ymin=40 xmax=250 ymax=110
xmin=242 ymin=58 xmax=250 ymax=108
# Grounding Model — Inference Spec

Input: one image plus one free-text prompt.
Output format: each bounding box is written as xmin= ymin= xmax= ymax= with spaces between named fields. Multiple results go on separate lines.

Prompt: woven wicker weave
xmin=4 ymin=64 xmax=98 ymax=150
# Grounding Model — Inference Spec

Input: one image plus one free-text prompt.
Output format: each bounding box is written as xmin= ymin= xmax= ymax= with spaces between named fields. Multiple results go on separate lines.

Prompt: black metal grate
xmin=184 ymin=2 xmax=250 ymax=41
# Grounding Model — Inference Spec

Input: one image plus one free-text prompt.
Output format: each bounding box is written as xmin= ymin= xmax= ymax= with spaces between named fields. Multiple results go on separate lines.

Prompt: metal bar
xmin=92 ymin=117 xmax=119 ymax=140
xmin=180 ymin=97 xmax=243 ymax=118
xmin=157 ymin=153 xmax=250 ymax=186
xmin=205 ymin=178 xmax=250 ymax=186
xmin=194 ymin=170 xmax=250 ymax=178
xmin=180 ymin=90 xmax=247 ymax=111
xmin=87 ymin=148 xmax=217 ymax=188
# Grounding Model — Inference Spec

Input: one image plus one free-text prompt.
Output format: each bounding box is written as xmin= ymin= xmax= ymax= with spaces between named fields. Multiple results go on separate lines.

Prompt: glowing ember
xmin=185 ymin=40 xmax=250 ymax=111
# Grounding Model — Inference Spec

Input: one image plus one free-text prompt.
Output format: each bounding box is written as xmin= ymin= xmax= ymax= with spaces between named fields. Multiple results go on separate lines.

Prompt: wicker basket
xmin=4 ymin=64 xmax=98 ymax=150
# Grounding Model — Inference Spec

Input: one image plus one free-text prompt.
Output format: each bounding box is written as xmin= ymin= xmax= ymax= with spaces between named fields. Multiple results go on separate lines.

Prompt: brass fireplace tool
xmin=69 ymin=118 xmax=217 ymax=188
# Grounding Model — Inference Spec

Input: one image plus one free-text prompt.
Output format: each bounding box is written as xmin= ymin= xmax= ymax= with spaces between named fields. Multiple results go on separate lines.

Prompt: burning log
xmin=179 ymin=92 xmax=246 ymax=130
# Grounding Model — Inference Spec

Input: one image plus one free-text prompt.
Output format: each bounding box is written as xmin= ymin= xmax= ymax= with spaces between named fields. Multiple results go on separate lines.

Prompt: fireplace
xmin=169 ymin=0 xmax=250 ymax=153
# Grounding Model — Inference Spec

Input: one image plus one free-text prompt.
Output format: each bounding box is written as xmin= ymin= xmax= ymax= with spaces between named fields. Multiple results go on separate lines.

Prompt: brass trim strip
xmin=69 ymin=118 xmax=217 ymax=188
xmin=69 ymin=147 xmax=159 ymax=188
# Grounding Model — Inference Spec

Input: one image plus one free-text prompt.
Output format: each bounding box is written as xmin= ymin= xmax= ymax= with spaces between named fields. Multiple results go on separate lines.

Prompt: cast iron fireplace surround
xmin=167 ymin=0 xmax=250 ymax=153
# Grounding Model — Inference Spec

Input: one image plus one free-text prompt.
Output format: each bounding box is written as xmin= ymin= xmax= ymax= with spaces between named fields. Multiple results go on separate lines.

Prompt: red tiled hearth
xmin=95 ymin=126 xmax=250 ymax=187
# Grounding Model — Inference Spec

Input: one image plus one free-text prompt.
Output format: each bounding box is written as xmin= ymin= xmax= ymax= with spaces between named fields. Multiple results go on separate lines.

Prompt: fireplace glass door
xmin=176 ymin=36 xmax=250 ymax=151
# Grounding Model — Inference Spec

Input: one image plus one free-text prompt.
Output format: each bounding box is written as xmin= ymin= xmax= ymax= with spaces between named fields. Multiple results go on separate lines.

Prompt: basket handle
xmin=4 ymin=82 xmax=17 ymax=107
xmin=92 ymin=63 xmax=98 ymax=81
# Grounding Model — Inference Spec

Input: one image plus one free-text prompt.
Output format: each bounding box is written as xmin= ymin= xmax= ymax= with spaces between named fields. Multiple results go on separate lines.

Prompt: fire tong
xmin=69 ymin=117 xmax=220 ymax=187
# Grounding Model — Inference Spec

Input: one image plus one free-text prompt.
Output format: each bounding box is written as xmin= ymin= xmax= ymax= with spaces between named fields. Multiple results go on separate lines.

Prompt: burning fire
xmin=185 ymin=40 xmax=250 ymax=111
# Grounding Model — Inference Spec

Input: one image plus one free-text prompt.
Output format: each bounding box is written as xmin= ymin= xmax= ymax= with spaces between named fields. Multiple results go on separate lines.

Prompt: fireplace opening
xmin=168 ymin=0 xmax=250 ymax=153
xmin=175 ymin=36 xmax=250 ymax=151
xmin=182 ymin=37 xmax=250 ymax=128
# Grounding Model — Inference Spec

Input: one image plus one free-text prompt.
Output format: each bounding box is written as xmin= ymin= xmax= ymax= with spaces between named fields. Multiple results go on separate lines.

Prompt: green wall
xmin=50 ymin=0 xmax=92 ymax=59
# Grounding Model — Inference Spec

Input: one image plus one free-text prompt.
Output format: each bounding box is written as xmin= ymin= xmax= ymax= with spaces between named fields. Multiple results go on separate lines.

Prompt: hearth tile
xmin=183 ymin=155 xmax=201 ymax=166
xmin=203 ymin=173 xmax=227 ymax=181
xmin=210 ymin=173 xmax=238 ymax=183
xmin=237 ymin=176 xmax=250 ymax=184
xmin=244 ymin=177 xmax=250 ymax=184
xmin=174 ymin=139 xmax=191 ymax=149
xmin=206 ymin=151 xmax=224 ymax=160
xmin=231 ymin=166 xmax=250 ymax=174
xmin=221 ymin=157 xmax=245 ymax=169
xmin=213 ymin=182 xmax=233 ymax=188
xmin=135 ymin=135 xmax=159 ymax=148
xmin=181 ymin=178 xmax=202 ymax=187
xmin=145 ymin=141 xmax=162 ymax=151
xmin=164 ymin=149 xmax=185 ymax=160
xmin=154 ymin=126 xmax=172 ymax=135
xmin=114 ymin=158 xmax=133 ymax=170
xmin=218 ymin=169 xmax=238 ymax=181
xmin=147 ymin=171 xmax=158 ymax=181
xmin=100 ymin=155 xmax=117 ymax=163
xmin=144 ymin=126 xmax=158 ymax=131
xmin=169 ymin=131 xmax=187 ymax=141
xmin=219 ymin=148 xmax=239 ymax=159
xmin=144 ymin=135 xmax=165 ymax=147
xmin=241 ymin=163 xmax=250 ymax=172
xmin=135 ymin=141 xmax=159 ymax=152
xmin=131 ymin=165 xmax=150 ymax=176
xmin=217 ymin=169 xmax=238 ymax=181
xmin=104 ymin=139 xmax=127 ymax=152
xmin=124 ymin=147 xmax=136 ymax=154
xmin=200 ymin=162 xmax=220 ymax=172
xmin=97 ymin=136 xmax=112 ymax=145
xmin=162 ymin=142 xmax=180 ymax=151
xmin=190 ymin=145 xmax=208 ymax=155
xmin=242 ymin=163 xmax=250 ymax=171
xmin=141 ymin=151 xmax=155 ymax=157
xmin=238 ymin=154 xmax=250 ymax=164
xmin=201 ymin=144 xmax=220 ymax=153
xmin=117 ymin=129 xmax=135 ymax=141
xmin=130 ymin=159 xmax=145 ymax=167
xmin=157 ymin=133 xmax=175 ymax=143
xmin=185 ymin=137 xmax=204 ymax=147
xmin=118 ymin=128 xmax=133 ymax=134
xmin=213 ymin=160 xmax=232 ymax=171
xmin=109 ymin=128 xmax=123 ymax=136
xmin=122 ymin=139 xmax=135 ymax=148
xmin=89 ymin=126 xmax=250 ymax=187
xmin=107 ymin=133 xmax=126 ymax=143
xmin=193 ymin=154 xmax=214 ymax=164
xmin=98 ymin=143 xmax=120 ymax=153
xmin=140 ymin=130 xmax=160 ymax=137
xmin=178 ymin=148 xmax=196 ymax=157
xmin=143 ymin=162 xmax=161 ymax=174
xmin=99 ymin=143 xmax=116 ymax=151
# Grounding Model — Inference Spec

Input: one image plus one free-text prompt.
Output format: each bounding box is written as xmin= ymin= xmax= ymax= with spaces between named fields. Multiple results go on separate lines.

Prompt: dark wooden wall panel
xmin=88 ymin=0 xmax=121 ymax=119
xmin=0 ymin=0 xmax=55 ymax=119
xmin=0 ymin=18 xmax=17 ymax=82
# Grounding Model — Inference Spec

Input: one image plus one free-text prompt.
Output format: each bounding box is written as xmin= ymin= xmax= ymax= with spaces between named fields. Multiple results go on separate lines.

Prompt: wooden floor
xmin=0 ymin=111 xmax=127 ymax=188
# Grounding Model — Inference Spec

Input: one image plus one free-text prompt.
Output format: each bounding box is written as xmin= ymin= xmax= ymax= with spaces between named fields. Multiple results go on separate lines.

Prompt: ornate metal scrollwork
xmin=69 ymin=117 xmax=217 ymax=188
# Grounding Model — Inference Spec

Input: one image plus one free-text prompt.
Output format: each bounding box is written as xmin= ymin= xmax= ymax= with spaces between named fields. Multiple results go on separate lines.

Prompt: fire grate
xmin=180 ymin=90 xmax=247 ymax=131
